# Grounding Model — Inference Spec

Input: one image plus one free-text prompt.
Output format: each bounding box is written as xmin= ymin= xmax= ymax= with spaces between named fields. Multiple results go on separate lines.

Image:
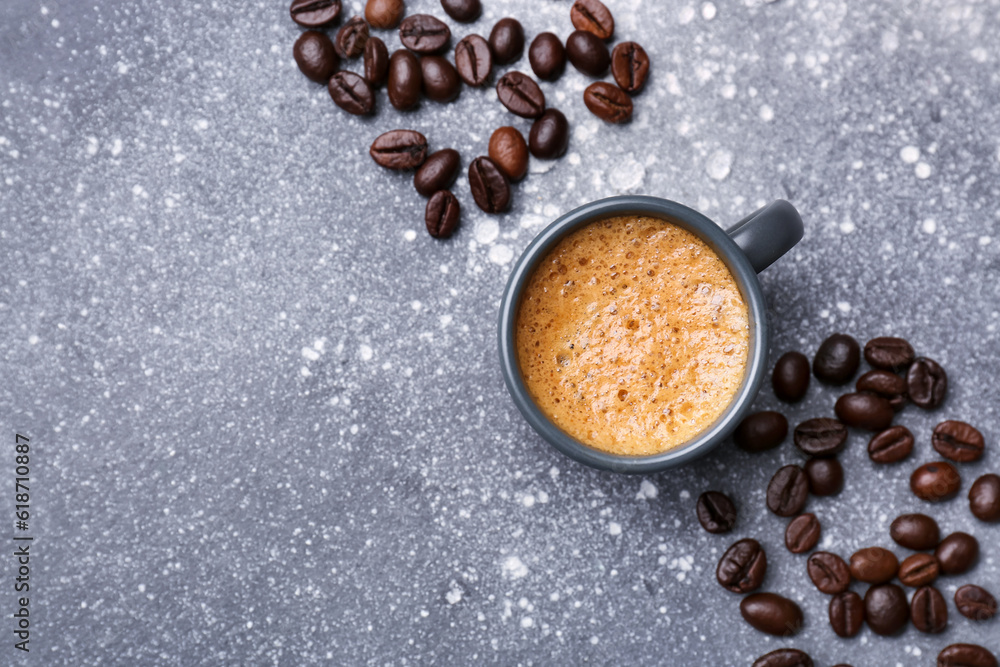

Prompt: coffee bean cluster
xmin=289 ymin=0 xmax=651 ymax=239
xmin=700 ymin=333 xmax=998 ymax=666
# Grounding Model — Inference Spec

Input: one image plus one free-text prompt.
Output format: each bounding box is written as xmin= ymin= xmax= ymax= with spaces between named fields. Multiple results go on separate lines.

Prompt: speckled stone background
xmin=2 ymin=0 xmax=999 ymax=664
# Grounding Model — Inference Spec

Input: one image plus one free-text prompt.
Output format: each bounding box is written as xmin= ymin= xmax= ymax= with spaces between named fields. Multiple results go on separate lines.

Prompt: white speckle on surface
xmin=568 ymin=153 xmax=581 ymax=166
xmin=411 ymin=300 xmax=422 ymax=311
xmin=881 ymin=30 xmax=899 ymax=53
xmin=636 ymin=480 xmax=658 ymax=500
xmin=899 ymin=145 xmax=920 ymax=164
xmin=302 ymin=347 xmax=320 ymax=361
xmin=86 ymin=137 xmax=98 ymax=155
xmin=980 ymin=236 xmax=992 ymax=246
xmin=28 ymin=335 xmax=39 ymax=345
xmin=922 ymin=218 xmax=937 ymax=234
xmin=915 ymin=162 xmax=932 ymax=179
xmin=519 ymin=214 xmax=546 ymax=229
xmin=840 ymin=220 xmax=856 ymax=234
xmin=475 ymin=219 xmax=499 ymax=245
xmin=359 ymin=344 xmax=373 ymax=361
xmin=521 ymin=494 xmax=535 ymax=508
xmin=194 ymin=119 xmax=209 ymax=131
xmin=502 ymin=556 xmax=528 ymax=579
xmin=609 ymin=157 xmax=646 ymax=192
xmin=608 ymin=522 xmax=622 ymax=536
xmin=837 ymin=302 xmax=851 ymax=313
xmin=720 ymin=83 xmax=737 ymax=100
xmin=403 ymin=230 xmax=417 ymax=241
xmin=678 ymin=6 xmax=696 ymax=24
xmin=590 ymin=636 xmax=600 ymax=645
xmin=110 ymin=138 xmax=123 ymax=157
xmin=701 ymin=2 xmax=717 ymax=20
xmin=445 ymin=584 xmax=463 ymax=605
xmin=679 ymin=490 xmax=691 ymax=500
xmin=706 ymin=149 xmax=733 ymax=181
xmin=246 ymin=621 xmax=253 ymax=629
xmin=759 ymin=104 xmax=774 ymax=122
xmin=971 ymin=47 xmax=988 ymax=63
xmin=489 ymin=244 xmax=514 ymax=265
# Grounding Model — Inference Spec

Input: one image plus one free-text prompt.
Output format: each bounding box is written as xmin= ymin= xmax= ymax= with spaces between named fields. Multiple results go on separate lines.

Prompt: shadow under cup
xmin=497 ymin=195 xmax=803 ymax=474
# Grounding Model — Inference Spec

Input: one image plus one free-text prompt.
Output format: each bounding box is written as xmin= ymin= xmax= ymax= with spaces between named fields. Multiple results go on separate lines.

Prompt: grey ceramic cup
xmin=497 ymin=196 xmax=803 ymax=474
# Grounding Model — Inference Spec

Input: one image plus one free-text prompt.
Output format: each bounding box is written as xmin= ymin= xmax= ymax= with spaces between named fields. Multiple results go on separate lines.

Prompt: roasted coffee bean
xmin=835 ymin=392 xmax=893 ymax=431
xmin=954 ymin=585 xmax=997 ymax=621
xmin=932 ymin=420 xmax=985 ymax=463
xmin=489 ymin=18 xmax=524 ymax=65
xmin=420 ymin=56 xmax=460 ymax=103
xmin=369 ymin=129 xmax=428 ymax=170
xmin=583 ymin=81 xmax=632 ymax=123
xmin=468 ymin=157 xmax=511 ymax=213
xmin=454 ymin=35 xmax=492 ymax=87
xmin=529 ymin=109 xmax=570 ymax=160
xmin=328 ymin=71 xmax=375 ymax=115
xmin=752 ymin=649 xmax=814 ymax=667
xmin=908 ymin=357 xmax=947 ymax=409
xmin=850 ymin=547 xmax=899 ymax=584
xmin=970 ymin=474 xmax=1000 ymax=522
xmin=611 ymin=42 xmax=650 ymax=94
xmin=804 ymin=458 xmax=843 ymax=496
xmin=717 ymin=538 xmax=767 ymax=593
xmin=571 ymin=0 xmax=615 ymax=40
xmin=365 ymin=0 xmax=404 ymax=29
xmin=336 ymin=16 xmax=369 ymax=58
xmin=856 ymin=369 xmax=908 ymax=411
xmin=529 ymin=33 xmax=567 ymax=81
xmin=935 ymin=532 xmax=978 ymax=575
xmin=911 ymin=461 xmax=961 ymax=502
xmin=864 ymin=583 xmax=909 ymax=635
xmin=785 ymin=513 xmax=821 ymax=554
xmin=912 ymin=586 xmax=948 ymax=633
xmin=399 ymin=14 xmax=450 ymax=54
xmin=813 ymin=333 xmax=860 ymax=384
xmin=425 ymin=191 xmax=460 ymax=239
xmin=566 ymin=30 xmax=610 ymax=77
xmin=363 ymin=36 xmax=389 ymax=86
xmin=890 ymin=513 xmax=941 ymax=551
xmin=808 ymin=551 xmax=851 ymax=594
xmin=440 ymin=0 xmax=481 ymax=23
xmin=829 ymin=591 xmax=865 ymax=638
xmin=740 ymin=593 xmax=803 ymax=636
xmin=772 ymin=351 xmax=810 ymax=402
xmin=938 ymin=643 xmax=998 ymax=667
xmin=793 ymin=417 xmax=847 ymax=457
xmin=413 ymin=149 xmax=460 ymax=197
xmin=869 ymin=425 xmax=914 ymax=463
xmin=290 ymin=0 xmax=342 ymax=28
xmin=734 ymin=411 xmax=787 ymax=453
xmin=864 ymin=336 xmax=915 ymax=371
xmin=387 ymin=49 xmax=422 ymax=110
xmin=294 ymin=31 xmax=340 ymax=83
xmin=767 ymin=465 xmax=809 ymax=517
xmin=488 ymin=127 xmax=528 ymax=182
xmin=696 ymin=491 xmax=737 ymax=534
xmin=898 ymin=553 xmax=940 ymax=587
xmin=496 ymin=72 xmax=545 ymax=119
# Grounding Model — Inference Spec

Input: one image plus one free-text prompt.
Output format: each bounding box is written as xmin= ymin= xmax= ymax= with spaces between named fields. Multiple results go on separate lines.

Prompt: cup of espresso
xmin=498 ymin=196 xmax=803 ymax=473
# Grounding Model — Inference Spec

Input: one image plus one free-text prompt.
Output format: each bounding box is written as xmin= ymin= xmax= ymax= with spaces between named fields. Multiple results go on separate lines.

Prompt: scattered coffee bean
xmin=290 ymin=0 xmax=342 ymax=28
xmin=740 ymin=593 xmax=803 ymax=636
xmin=856 ymin=369 xmax=908 ymax=411
xmin=911 ymin=585 xmax=948 ymax=633
xmin=413 ymin=149 xmax=460 ymax=197
xmin=425 ymin=190 xmax=460 ymax=239
xmin=611 ymin=42 xmax=650 ymax=94
xmin=420 ymin=56 xmax=460 ymax=103
xmin=807 ymin=551 xmax=851 ymax=594
xmin=907 ymin=357 xmax=947 ymax=409
xmin=696 ymin=490 xmax=737 ymax=534
xmin=364 ymin=36 xmax=389 ymax=86
xmin=468 ymin=157 xmax=511 ymax=213
xmin=835 ymin=392 xmax=894 ymax=431
xmin=804 ymin=458 xmax=843 ymax=496
xmin=571 ymin=0 xmax=615 ymax=41
xmin=890 ymin=513 xmax=941 ymax=550
xmin=767 ymin=465 xmax=809 ymax=517
xmin=399 ymin=14 xmax=450 ymax=54
xmin=454 ymin=34 xmax=492 ymax=87
xmin=813 ymin=333 xmax=860 ymax=384
xmin=387 ymin=49 xmax=422 ymax=110
xmin=954 ymin=584 xmax=997 ymax=621
xmin=849 ymin=546 xmax=899 ymax=584
xmin=369 ymin=129 xmax=428 ymax=170
xmin=529 ymin=33 xmax=567 ymax=81
xmin=785 ymin=513 xmax=821 ymax=554
xmin=864 ymin=583 xmax=909 ymax=635
xmin=328 ymin=70 xmax=375 ymax=115
xmin=529 ymin=109 xmax=570 ymax=159
xmin=829 ymin=591 xmax=865 ymax=638
xmin=734 ymin=411 xmax=787 ymax=452
xmin=793 ymin=417 xmax=847 ymax=457
xmin=496 ymin=71 xmax=546 ymax=119
xmin=936 ymin=532 xmax=978 ymax=575
xmin=864 ymin=336 xmax=915 ymax=371
xmin=365 ymin=0 xmax=404 ymax=29
xmin=294 ymin=31 xmax=340 ymax=83
xmin=772 ymin=351 xmax=810 ymax=402
xmin=440 ymin=0 xmax=481 ymax=23
xmin=566 ymin=30 xmax=610 ymax=77
xmin=970 ymin=473 xmax=1000 ymax=522
xmin=911 ymin=461 xmax=961 ymax=502
xmin=489 ymin=18 xmax=525 ymax=65
xmin=898 ymin=553 xmax=940 ymax=587
xmin=753 ymin=649 xmax=814 ymax=667
xmin=938 ymin=644 xmax=998 ymax=667
xmin=932 ymin=420 xmax=985 ymax=463
xmin=488 ymin=127 xmax=529 ymax=182
xmin=583 ymin=81 xmax=633 ymax=123
xmin=335 ymin=16 xmax=370 ymax=58
xmin=868 ymin=425 xmax=914 ymax=464
xmin=717 ymin=538 xmax=767 ymax=593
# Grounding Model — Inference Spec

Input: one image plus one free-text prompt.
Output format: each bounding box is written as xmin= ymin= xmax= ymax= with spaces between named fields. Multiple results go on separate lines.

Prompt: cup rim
xmin=497 ymin=195 xmax=769 ymax=474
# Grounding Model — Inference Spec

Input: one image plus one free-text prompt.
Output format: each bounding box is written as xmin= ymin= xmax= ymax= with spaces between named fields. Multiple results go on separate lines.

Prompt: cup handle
xmin=726 ymin=200 xmax=804 ymax=273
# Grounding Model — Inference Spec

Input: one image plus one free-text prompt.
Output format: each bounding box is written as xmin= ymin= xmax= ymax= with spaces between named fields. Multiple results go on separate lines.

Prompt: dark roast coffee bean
xmin=496 ymin=72 xmax=545 ymax=119
xmin=414 ymin=149 xmax=460 ymax=197
xmin=716 ymin=538 xmax=767 ymax=593
xmin=868 ymin=425 xmax=914 ymax=463
xmin=898 ymin=553 xmax=940 ymax=587
xmin=399 ymin=15 xmax=450 ymax=54
xmin=529 ymin=109 xmax=570 ymax=160
xmin=856 ymin=369 xmax=908 ymax=411
xmin=696 ymin=491 xmax=737 ymax=534
xmin=938 ymin=643 xmax=998 ymax=667
xmin=529 ymin=33 xmax=567 ymax=81
xmin=364 ymin=36 xmax=389 ymax=87
xmin=955 ymin=585 xmax=997 ymax=621
xmin=583 ymin=81 xmax=633 ymax=123
xmin=566 ymin=30 xmax=610 ymax=77
xmin=387 ymin=49 xmax=422 ymax=110
xmin=489 ymin=18 xmax=524 ymax=65
xmin=488 ymin=127 xmax=528 ymax=182
xmin=335 ymin=16 xmax=369 ymax=58
xmin=907 ymin=357 xmax=947 ymax=409
xmin=571 ymin=0 xmax=615 ymax=40
xmin=420 ymin=56 xmax=460 ymax=103
xmin=369 ymin=129 xmax=428 ymax=170
xmin=365 ymin=0 xmax=404 ymax=29
xmin=767 ymin=465 xmax=809 ymax=517
xmin=849 ymin=546 xmax=899 ymax=584
xmin=752 ymin=649 xmax=814 ymax=667
xmin=835 ymin=392 xmax=893 ymax=431
xmin=932 ymin=420 xmax=985 ymax=463
xmin=468 ymin=157 xmax=511 ymax=213
xmin=912 ymin=586 xmax=948 ymax=633
xmin=890 ymin=513 xmax=941 ymax=550
xmin=970 ymin=474 xmax=1000 ymax=522
xmin=911 ymin=461 xmax=961 ymax=502
xmin=425 ymin=191 xmax=460 ymax=239
xmin=785 ymin=513 xmax=820 ymax=554
xmin=454 ymin=35 xmax=492 ymax=87
xmin=294 ymin=31 xmax=340 ymax=83
xmin=935 ymin=532 xmax=978 ymax=575
xmin=807 ymin=552 xmax=851 ymax=594
xmin=441 ymin=0 xmax=481 ymax=23
xmin=290 ymin=0 xmax=342 ymax=28
xmin=328 ymin=71 xmax=375 ymax=115
xmin=864 ymin=583 xmax=908 ymax=635
xmin=829 ymin=591 xmax=865 ymax=638
xmin=865 ymin=336 xmax=915 ymax=371
xmin=804 ymin=457 xmax=843 ymax=496
xmin=793 ymin=417 xmax=847 ymax=457
xmin=611 ymin=42 xmax=650 ymax=94
xmin=813 ymin=333 xmax=860 ymax=384
xmin=740 ymin=593 xmax=803 ymax=636
xmin=772 ymin=351 xmax=810 ymax=402
xmin=733 ymin=411 xmax=787 ymax=453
